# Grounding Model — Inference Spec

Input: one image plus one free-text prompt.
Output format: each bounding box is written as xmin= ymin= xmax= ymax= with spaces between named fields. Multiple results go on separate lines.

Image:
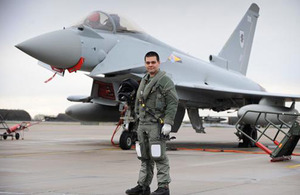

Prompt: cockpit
xmin=77 ymin=11 xmax=143 ymax=33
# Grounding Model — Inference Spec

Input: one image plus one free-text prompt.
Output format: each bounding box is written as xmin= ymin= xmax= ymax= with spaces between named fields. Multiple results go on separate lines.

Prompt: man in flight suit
xmin=126 ymin=51 xmax=178 ymax=195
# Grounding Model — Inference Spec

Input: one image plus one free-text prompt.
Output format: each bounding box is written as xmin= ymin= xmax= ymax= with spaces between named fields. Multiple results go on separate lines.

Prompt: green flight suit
xmin=135 ymin=70 xmax=178 ymax=188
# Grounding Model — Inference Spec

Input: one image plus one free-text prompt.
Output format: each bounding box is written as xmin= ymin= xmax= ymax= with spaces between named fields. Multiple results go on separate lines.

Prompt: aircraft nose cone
xmin=16 ymin=30 xmax=81 ymax=69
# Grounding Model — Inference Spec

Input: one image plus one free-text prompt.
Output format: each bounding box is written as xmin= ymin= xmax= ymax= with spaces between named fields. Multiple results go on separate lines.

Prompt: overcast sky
xmin=0 ymin=0 xmax=299 ymax=118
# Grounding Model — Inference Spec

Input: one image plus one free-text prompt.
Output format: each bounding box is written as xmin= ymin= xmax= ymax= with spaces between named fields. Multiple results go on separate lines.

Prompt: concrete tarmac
xmin=0 ymin=122 xmax=299 ymax=195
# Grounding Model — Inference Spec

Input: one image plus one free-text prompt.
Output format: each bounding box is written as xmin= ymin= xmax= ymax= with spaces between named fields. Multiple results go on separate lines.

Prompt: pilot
xmin=84 ymin=12 xmax=101 ymax=29
xmin=126 ymin=51 xmax=178 ymax=195
xmin=84 ymin=12 xmax=113 ymax=31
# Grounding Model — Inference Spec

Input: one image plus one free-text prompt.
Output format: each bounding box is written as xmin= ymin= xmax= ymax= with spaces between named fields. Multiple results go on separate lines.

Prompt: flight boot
xmin=150 ymin=186 xmax=169 ymax=195
xmin=125 ymin=185 xmax=150 ymax=195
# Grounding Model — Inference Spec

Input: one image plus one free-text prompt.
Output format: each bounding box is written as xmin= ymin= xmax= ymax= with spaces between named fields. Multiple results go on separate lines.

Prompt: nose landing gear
xmin=119 ymin=123 xmax=137 ymax=150
xmin=114 ymin=78 xmax=139 ymax=150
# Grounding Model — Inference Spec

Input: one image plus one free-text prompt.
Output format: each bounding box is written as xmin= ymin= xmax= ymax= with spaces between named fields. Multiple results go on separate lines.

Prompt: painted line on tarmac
xmin=286 ymin=164 xmax=300 ymax=169
xmin=177 ymin=147 xmax=266 ymax=154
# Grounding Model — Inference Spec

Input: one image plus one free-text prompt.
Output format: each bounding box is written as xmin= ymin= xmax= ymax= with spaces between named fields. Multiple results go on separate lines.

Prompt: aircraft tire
xmin=119 ymin=131 xmax=133 ymax=150
xmin=15 ymin=133 xmax=20 ymax=140
xmin=239 ymin=124 xmax=257 ymax=148
xmin=3 ymin=133 xmax=7 ymax=140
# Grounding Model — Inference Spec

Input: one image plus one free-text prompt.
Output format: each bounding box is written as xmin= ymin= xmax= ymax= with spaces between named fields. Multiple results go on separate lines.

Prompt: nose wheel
xmin=119 ymin=130 xmax=137 ymax=150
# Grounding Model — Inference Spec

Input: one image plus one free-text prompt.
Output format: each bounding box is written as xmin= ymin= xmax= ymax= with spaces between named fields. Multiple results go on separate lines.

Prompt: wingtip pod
xmin=250 ymin=3 xmax=260 ymax=14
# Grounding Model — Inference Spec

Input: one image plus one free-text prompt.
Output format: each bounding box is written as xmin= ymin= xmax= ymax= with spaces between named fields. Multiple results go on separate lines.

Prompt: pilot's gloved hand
xmin=162 ymin=124 xmax=172 ymax=135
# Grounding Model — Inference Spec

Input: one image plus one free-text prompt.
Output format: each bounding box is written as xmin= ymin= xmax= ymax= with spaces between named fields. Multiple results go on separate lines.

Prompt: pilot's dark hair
xmin=144 ymin=51 xmax=160 ymax=62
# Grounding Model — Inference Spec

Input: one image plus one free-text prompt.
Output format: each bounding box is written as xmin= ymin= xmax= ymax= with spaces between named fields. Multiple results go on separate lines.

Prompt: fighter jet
xmin=16 ymin=4 xmax=300 ymax=149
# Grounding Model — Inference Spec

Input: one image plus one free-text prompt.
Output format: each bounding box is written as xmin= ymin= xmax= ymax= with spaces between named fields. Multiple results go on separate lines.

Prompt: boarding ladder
xmin=236 ymin=110 xmax=300 ymax=162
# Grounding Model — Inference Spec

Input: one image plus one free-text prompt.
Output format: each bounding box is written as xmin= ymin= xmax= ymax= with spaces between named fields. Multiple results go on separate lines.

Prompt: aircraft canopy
xmin=79 ymin=11 xmax=143 ymax=33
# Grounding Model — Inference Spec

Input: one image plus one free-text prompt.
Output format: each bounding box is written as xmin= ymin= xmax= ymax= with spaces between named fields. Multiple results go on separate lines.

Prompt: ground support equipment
xmin=236 ymin=110 xmax=300 ymax=162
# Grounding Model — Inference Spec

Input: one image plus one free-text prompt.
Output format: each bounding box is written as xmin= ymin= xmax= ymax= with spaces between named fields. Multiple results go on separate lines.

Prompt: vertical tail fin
xmin=216 ymin=3 xmax=259 ymax=75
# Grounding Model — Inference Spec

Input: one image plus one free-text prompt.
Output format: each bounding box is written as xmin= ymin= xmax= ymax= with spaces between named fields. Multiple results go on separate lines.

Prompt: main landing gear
xmin=235 ymin=124 xmax=257 ymax=147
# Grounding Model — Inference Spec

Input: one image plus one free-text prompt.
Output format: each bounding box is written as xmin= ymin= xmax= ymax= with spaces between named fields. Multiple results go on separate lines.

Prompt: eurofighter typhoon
xmin=16 ymin=4 xmax=300 ymax=149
